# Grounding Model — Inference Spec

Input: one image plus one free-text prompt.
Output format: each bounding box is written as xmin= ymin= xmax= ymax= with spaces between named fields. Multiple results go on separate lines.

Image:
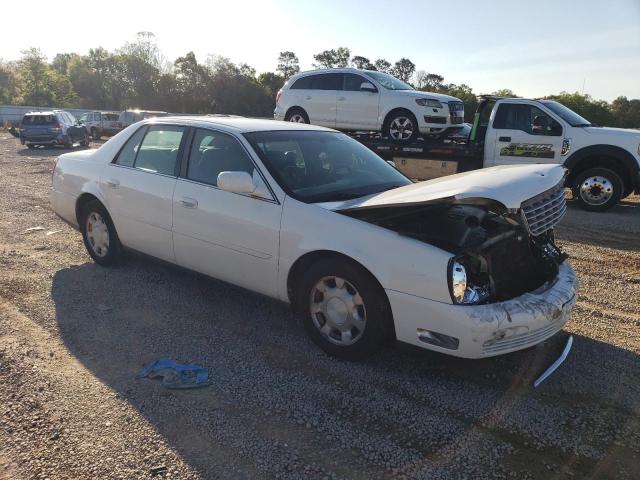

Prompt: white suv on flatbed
xmin=274 ymin=68 xmax=464 ymax=141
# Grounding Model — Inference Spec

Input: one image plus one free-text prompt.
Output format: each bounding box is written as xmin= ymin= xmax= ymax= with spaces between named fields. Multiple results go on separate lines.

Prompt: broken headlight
xmin=448 ymin=258 xmax=491 ymax=305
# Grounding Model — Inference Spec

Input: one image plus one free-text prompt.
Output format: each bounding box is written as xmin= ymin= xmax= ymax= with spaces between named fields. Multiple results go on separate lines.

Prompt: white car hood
xmin=392 ymin=89 xmax=461 ymax=103
xmin=319 ymin=164 xmax=565 ymax=211
xmin=583 ymin=126 xmax=640 ymax=139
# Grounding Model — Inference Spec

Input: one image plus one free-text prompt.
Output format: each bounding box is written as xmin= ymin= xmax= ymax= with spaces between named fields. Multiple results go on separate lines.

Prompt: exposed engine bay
xmin=342 ymin=202 xmax=568 ymax=303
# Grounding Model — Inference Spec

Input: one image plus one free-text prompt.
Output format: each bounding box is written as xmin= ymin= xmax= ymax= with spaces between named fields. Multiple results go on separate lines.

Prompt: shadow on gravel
xmin=50 ymin=256 xmax=640 ymax=479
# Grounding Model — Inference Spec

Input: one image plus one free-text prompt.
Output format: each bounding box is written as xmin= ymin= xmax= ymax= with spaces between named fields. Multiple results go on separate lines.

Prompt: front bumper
xmin=387 ymin=262 xmax=578 ymax=358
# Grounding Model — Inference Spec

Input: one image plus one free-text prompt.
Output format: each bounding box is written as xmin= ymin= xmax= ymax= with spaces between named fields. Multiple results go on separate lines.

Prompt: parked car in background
xmin=20 ymin=110 xmax=89 ymax=149
xmin=116 ymin=110 xmax=167 ymax=130
xmin=79 ymin=111 xmax=121 ymax=140
xmin=51 ymin=117 xmax=576 ymax=361
xmin=274 ymin=68 xmax=465 ymax=142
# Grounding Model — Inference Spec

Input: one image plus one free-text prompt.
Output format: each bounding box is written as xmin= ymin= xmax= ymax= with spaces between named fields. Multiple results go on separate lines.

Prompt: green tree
xmin=0 ymin=60 xmax=20 ymax=104
xmin=351 ymin=56 xmax=375 ymax=70
xmin=392 ymin=58 xmax=415 ymax=82
xmin=313 ymin=47 xmax=350 ymax=69
xmin=276 ymin=51 xmax=300 ymax=79
xmin=257 ymin=72 xmax=285 ymax=99
xmin=414 ymin=71 xmax=444 ymax=91
xmin=374 ymin=59 xmax=391 ymax=73
xmin=492 ymin=88 xmax=518 ymax=97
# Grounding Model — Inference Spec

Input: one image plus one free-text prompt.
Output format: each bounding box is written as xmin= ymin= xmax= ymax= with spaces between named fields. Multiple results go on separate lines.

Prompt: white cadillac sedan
xmin=51 ymin=117 xmax=577 ymax=360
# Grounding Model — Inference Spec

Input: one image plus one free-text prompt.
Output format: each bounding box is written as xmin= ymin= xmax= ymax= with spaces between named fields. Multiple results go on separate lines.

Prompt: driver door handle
xmin=180 ymin=197 xmax=198 ymax=209
xmin=338 ymin=96 xmax=346 ymax=101
xmin=499 ymin=136 xmax=511 ymax=142
xmin=305 ymin=95 xmax=312 ymax=100
xmin=106 ymin=178 xmax=120 ymax=189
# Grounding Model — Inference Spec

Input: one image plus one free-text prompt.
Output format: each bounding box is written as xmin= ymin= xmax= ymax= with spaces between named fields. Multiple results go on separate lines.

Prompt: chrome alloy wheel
xmin=580 ymin=175 xmax=613 ymax=206
xmin=289 ymin=113 xmax=306 ymax=123
xmin=389 ymin=116 xmax=415 ymax=141
xmin=86 ymin=211 xmax=110 ymax=257
xmin=309 ymin=276 xmax=366 ymax=346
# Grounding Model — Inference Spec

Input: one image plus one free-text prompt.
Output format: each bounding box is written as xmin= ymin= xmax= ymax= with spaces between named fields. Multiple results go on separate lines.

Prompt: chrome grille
xmin=482 ymin=318 xmax=565 ymax=355
xmin=521 ymin=181 xmax=567 ymax=236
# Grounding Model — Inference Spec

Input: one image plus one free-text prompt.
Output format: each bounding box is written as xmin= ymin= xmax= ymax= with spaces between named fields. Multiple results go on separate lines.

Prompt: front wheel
xmin=296 ymin=258 xmax=393 ymax=361
xmin=572 ymin=167 xmax=623 ymax=212
xmin=80 ymin=200 xmax=123 ymax=266
xmin=384 ymin=111 xmax=419 ymax=142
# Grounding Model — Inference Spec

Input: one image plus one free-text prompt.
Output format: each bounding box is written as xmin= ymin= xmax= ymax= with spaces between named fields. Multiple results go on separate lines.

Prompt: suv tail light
xmin=276 ymin=90 xmax=282 ymax=104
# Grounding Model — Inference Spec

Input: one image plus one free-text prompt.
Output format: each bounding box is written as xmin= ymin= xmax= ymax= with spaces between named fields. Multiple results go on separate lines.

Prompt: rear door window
xmin=114 ymin=126 xmax=147 ymax=167
xmin=22 ymin=115 xmax=55 ymax=126
xmin=290 ymin=76 xmax=313 ymax=90
xmin=310 ymin=73 xmax=342 ymax=90
xmin=134 ymin=125 xmax=186 ymax=176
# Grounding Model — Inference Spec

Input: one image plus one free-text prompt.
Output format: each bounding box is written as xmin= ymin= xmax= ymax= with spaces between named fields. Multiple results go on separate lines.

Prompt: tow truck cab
xmin=468 ymin=96 xmax=640 ymax=211
xmin=357 ymin=96 xmax=640 ymax=212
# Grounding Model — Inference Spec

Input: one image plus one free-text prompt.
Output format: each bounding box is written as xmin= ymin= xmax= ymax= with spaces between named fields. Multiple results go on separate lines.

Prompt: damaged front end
xmin=342 ymin=181 xmax=568 ymax=305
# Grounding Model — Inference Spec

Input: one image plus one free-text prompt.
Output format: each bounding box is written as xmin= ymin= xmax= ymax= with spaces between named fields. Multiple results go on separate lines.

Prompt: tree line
xmin=1 ymin=32 xmax=638 ymax=128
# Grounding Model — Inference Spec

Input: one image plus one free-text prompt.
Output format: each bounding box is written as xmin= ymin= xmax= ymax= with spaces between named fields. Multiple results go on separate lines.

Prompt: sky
xmin=2 ymin=0 xmax=639 ymax=101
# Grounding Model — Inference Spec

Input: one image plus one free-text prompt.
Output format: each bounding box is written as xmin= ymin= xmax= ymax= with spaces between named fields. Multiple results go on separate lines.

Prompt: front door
xmin=488 ymin=102 xmax=564 ymax=166
xmin=172 ymin=128 xmax=282 ymax=297
xmin=101 ymin=124 xmax=186 ymax=262
xmin=336 ymin=73 xmax=379 ymax=131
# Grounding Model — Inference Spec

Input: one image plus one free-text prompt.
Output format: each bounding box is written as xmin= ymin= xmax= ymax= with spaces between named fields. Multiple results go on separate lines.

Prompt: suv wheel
xmin=572 ymin=167 xmax=623 ymax=212
xmin=296 ymin=258 xmax=392 ymax=361
xmin=384 ymin=111 xmax=419 ymax=142
xmin=80 ymin=200 xmax=123 ymax=266
xmin=91 ymin=128 xmax=101 ymax=140
xmin=285 ymin=108 xmax=309 ymax=124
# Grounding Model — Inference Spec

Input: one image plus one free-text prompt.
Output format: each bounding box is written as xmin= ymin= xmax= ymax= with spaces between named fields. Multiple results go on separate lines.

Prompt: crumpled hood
xmin=319 ymin=164 xmax=566 ymax=211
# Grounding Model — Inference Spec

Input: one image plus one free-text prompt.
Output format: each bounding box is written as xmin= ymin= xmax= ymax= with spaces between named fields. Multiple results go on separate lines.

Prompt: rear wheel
xmin=572 ymin=167 xmax=623 ymax=212
xmin=384 ymin=111 xmax=419 ymax=142
xmin=80 ymin=200 xmax=123 ymax=266
xmin=295 ymin=258 xmax=392 ymax=360
xmin=285 ymin=108 xmax=309 ymax=124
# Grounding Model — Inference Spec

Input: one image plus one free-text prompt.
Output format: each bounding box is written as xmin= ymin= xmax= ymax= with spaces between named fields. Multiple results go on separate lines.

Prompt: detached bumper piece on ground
xmin=137 ymin=358 xmax=209 ymax=389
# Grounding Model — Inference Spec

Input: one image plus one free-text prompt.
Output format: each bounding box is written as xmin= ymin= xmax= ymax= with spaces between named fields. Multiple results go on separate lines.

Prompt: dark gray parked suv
xmin=20 ymin=110 xmax=89 ymax=149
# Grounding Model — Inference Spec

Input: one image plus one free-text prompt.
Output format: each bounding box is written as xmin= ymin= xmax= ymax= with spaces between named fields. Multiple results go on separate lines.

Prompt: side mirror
xmin=531 ymin=115 xmax=549 ymax=135
xmin=217 ymin=171 xmax=255 ymax=194
xmin=360 ymin=82 xmax=377 ymax=93
xmin=217 ymin=170 xmax=272 ymax=200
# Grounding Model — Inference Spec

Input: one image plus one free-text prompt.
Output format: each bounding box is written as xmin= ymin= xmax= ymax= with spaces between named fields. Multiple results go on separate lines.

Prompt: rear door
xmin=336 ymin=73 xmax=379 ymax=130
xmin=487 ymin=102 xmax=564 ymax=166
xmin=172 ymin=128 xmax=282 ymax=297
xmin=300 ymin=73 xmax=340 ymax=128
xmin=101 ymin=124 xmax=187 ymax=262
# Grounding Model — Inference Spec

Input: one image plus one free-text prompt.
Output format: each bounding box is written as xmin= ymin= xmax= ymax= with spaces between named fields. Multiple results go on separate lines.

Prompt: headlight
xmin=415 ymin=98 xmax=443 ymax=108
xmin=448 ymin=259 xmax=491 ymax=305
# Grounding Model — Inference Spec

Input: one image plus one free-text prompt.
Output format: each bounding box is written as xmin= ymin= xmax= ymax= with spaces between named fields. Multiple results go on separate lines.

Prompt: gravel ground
xmin=0 ymin=133 xmax=639 ymax=480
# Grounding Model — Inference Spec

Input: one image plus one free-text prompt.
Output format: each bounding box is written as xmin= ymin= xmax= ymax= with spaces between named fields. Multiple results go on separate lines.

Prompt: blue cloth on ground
xmin=137 ymin=358 xmax=209 ymax=389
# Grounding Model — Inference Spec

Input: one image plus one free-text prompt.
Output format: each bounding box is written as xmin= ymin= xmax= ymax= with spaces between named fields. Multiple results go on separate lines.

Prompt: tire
xmin=572 ymin=167 xmax=623 ymax=212
xmin=285 ymin=108 xmax=309 ymax=124
xmin=91 ymin=128 xmax=100 ymax=140
xmin=64 ymin=136 xmax=73 ymax=149
xmin=295 ymin=258 xmax=393 ymax=361
xmin=81 ymin=133 xmax=90 ymax=148
xmin=80 ymin=200 xmax=123 ymax=266
xmin=384 ymin=111 xmax=419 ymax=142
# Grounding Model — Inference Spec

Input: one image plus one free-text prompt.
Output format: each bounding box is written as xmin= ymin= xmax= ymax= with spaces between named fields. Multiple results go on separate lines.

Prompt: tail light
xmin=276 ymin=90 xmax=282 ymax=104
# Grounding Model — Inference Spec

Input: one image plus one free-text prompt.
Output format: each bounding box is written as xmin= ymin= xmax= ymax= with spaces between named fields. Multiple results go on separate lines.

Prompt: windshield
xmin=244 ymin=130 xmax=411 ymax=203
xmin=540 ymin=100 xmax=591 ymax=127
xmin=362 ymin=71 xmax=414 ymax=91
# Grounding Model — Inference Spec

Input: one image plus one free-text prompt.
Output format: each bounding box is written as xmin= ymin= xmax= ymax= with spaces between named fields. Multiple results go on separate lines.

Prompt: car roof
xmin=293 ymin=67 xmax=376 ymax=78
xmin=144 ymin=116 xmax=337 ymax=133
xmin=25 ymin=111 xmax=60 ymax=115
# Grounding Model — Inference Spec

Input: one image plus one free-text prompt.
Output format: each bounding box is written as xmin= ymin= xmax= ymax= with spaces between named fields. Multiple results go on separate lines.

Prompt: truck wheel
xmin=572 ymin=167 xmax=623 ymax=212
xmin=285 ymin=108 xmax=309 ymax=124
xmin=295 ymin=258 xmax=393 ymax=361
xmin=384 ymin=111 xmax=419 ymax=142
xmin=80 ymin=200 xmax=123 ymax=266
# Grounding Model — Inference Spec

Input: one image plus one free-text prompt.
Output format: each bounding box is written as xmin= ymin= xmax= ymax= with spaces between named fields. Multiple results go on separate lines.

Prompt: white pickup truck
xmin=357 ymin=96 xmax=640 ymax=211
